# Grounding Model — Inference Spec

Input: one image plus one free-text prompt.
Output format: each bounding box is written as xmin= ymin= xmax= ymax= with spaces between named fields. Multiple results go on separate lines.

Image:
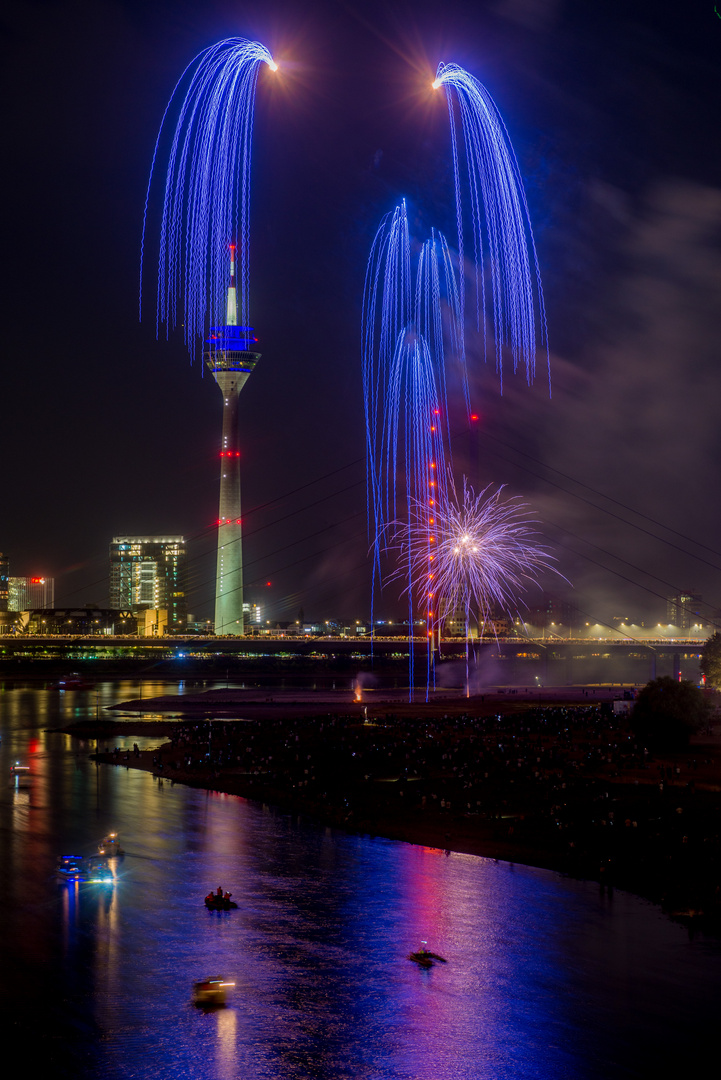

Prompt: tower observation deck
xmin=204 ymin=246 xmax=261 ymax=635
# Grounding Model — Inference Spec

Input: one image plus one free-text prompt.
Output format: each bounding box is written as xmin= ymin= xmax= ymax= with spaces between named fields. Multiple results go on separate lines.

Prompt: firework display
xmin=363 ymin=65 xmax=552 ymax=695
xmin=141 ymin=37 xmax=277 ymax=356
xmin=433 ymin=62 xmax=549 ymax=393
xmin=399 ymin=478 xmax=555 ymax=693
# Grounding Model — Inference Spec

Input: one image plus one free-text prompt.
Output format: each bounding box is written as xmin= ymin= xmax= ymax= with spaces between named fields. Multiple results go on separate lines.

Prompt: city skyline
xmin=1 ymin=0 xmax=720 ymax=631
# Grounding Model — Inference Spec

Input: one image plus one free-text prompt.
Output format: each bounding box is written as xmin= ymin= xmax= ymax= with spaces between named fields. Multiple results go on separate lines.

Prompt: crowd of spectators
xmin=137 ymin=703 xmax=721 ymax=925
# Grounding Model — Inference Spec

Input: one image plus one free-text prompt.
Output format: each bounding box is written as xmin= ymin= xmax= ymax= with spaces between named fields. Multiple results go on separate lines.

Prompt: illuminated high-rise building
xmin=8 ymin=575 xmax=54 ymax=610
xmin=242 ymin=601 xmax=262 ymax=628
xmin=667 ymin=591 xmax=703 ymax=631
xmin=109 ymin=536 xmax=187 ymax=630
xmin=0 ymin=553 xmax=8 ymax=611
xmin=204 ymin=245 xmax=261 ymax=635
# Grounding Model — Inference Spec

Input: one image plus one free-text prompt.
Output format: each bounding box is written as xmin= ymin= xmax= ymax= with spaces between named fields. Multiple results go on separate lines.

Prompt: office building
xmin=8 ymin=576 xmax=54 ymax=610
xmin=0 ymin=553 xmax=8 ymax=610
xmin=23 ymin=608 xmax=136 ymax=635
xmin=667 ymin=592 xmax=703 ymax=631
xmin=109 ymin=536 xmax=187 ymax=631
xmin=243 ymin=601 xmax=261 ymax=627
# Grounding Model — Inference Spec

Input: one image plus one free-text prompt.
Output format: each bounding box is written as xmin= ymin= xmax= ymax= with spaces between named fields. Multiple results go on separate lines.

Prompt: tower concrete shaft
xmin=204 ymin=247 xmax=261 ymax=635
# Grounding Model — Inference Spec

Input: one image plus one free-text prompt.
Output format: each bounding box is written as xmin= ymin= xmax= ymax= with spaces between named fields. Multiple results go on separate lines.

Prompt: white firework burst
xmin=397 ymin=477 xmax=556 ymax=639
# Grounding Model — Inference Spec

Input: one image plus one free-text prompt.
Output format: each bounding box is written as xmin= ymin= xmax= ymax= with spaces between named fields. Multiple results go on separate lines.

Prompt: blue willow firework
xmin=362 ymin=201 xmax=462 ymax=556
xmin=433 ymin=62 xmax=549 ymax=393
xmin=362 ymin=201 xmax=462 ymax=688
xmin=141 ymin=37 xmax=277 ymax=354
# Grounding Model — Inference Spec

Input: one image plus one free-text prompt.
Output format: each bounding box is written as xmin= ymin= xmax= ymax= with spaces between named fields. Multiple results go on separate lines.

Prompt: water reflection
xmin=1 ymin=686 xmax=720 ymax=1078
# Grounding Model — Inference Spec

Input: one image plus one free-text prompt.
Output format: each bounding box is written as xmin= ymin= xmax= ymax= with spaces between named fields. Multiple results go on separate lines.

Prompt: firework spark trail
xmin=362 ymin=203 xmax=410 ymax=553
xmin=362 ymin=203 xmax=461 ymax=534
xmin=141 ymin=38 xmax=276 ymax=355
xmin=362 ymin=203 xmax=461 ymax=554
xmin=433 ymin=62 xmax=549 ymax=394
xmin=362 ymin=201 xmax=464 ymax=691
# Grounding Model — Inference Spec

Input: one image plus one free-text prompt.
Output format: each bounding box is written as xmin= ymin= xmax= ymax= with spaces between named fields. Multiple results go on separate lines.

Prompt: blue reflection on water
xmin=0 ymin=685 xmax=720 ymax=1078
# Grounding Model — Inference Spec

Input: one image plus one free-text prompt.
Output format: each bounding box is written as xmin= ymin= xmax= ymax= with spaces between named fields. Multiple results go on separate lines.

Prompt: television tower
xmin=204 ymin=245 xmax=261 ymax=635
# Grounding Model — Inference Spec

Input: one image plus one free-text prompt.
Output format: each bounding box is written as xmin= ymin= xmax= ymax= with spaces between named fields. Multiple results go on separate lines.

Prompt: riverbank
xmin=75 ymin=693 xmax=721 ymax=934
xmin=107 ymin=683 xmax=632 ymax=718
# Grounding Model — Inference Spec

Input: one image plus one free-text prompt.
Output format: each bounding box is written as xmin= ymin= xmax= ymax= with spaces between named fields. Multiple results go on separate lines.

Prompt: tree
xmin=630 ymin=676 xmax=711 ymax=751
xmin=700 ymin=632 xmax=721 ymax=689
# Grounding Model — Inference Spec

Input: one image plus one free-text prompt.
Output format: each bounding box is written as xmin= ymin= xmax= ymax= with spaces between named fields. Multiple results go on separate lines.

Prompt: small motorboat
xmin=408 ymin=943 xmax=447 ymax=968
xmin=98 ymin=832 xmax=124 ymax=857
xmin=193 ymin=977 xmax=234 ymax=1007
xmin=204 ymin=892 xmax=238 ymax=911
xmin=84 ymin=858 xmax=114 ymax=885
xmin=56 ymin=856 xmax=114 ymax=885
xmin=56 ymin=855 xmax=86 ymax=883
xmin=56 ymin=674 xmax=95 ymax=690
xmin=10 ymin=763 xmax=31 ymax=787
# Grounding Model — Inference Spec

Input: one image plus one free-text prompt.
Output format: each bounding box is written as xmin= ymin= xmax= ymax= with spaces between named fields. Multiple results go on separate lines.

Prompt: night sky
xmin=1 ymin=0 xmax=720 ymax=628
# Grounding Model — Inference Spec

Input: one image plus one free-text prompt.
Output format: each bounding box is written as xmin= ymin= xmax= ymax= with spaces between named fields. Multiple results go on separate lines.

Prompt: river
xmin=1 ymin=682 xmax=719 ymax=1078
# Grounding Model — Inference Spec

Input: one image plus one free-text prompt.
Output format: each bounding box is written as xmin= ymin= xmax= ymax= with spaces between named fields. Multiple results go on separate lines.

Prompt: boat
xmin=10 ymin=763 xmax=31 ymax=787
xmin=408 ymin=944 xmax=447 ymax=968
xmin=408 ymin=951 xmax=434 ymax=968
xmin=193 ymin=977 xmax=234 ymax=1007
xmin=55 ymin=674 xmax=95 ymax=691
xmin=84 ymin=858 xmax=114 ymax=884
xmin=204 ymin=892 xmax=238 ymax=911
xmin=98 ymin=832 xmax=124 ymax=857
xmin=56 ymin=855 xmax=85 ymax=883
xmin=55 ymin=855 xmax=114 ymax=885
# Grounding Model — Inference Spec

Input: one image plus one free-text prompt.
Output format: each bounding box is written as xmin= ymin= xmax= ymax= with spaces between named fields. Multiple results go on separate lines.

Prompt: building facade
xmin=22 ymin=608 xmax=136 ymax=635
xmin=242 ymin=601 xmax=261 ymax=627
xmin=109 ymin=536 xmax=187 ymax=631
xmin=8 ymin=576 xmax=54 ymax=610
xmin=667 ymin=591 xmax=703 ymax=631
xmin=0 ymin=553 xmax=8 ymax=610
